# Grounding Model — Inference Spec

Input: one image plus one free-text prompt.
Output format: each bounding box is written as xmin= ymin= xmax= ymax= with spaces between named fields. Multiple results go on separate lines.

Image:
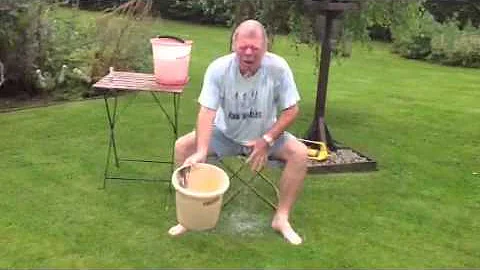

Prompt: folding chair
xmin=207 ymin=154 xmax=284 ymax=210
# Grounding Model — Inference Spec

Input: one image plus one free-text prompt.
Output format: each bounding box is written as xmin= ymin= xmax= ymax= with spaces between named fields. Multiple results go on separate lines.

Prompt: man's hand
xmin=244 ymin=138 xmax=270 ymax=172
xmin=183 ymin=151 xmax=207 ymax=167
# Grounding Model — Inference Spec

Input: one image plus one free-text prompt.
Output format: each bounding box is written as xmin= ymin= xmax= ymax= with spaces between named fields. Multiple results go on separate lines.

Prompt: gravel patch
xmin=307 ymin=148 xmax=370 ymax=166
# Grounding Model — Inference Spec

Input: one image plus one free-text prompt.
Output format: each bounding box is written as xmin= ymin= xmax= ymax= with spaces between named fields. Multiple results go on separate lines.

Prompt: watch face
xmin=263 ymin=135 xmax=273 ymax=146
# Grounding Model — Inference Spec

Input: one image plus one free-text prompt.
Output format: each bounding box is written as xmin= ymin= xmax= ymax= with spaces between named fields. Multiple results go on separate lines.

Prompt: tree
xmin=425 ymin=0 xmax=480 ymax=28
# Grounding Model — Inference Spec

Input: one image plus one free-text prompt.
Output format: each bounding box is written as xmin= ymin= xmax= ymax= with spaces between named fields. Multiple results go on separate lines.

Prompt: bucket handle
xmin=156 ymin=35 xmax=185 ymax=43
xmin=178 ymin=164 xmax=191 ymax=188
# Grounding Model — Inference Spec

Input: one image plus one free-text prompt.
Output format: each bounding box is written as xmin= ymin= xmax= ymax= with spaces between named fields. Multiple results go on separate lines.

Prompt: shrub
xmin=424 ymin=0 xmax=480 ymax=29
xmin=391 ymin=9 xmax=441 ymax=60
xmin=157 ymin=0 xmax=233 ymax=25
xmin=430 ymin=21 xmax=480 ymax=68
xmin=0 ymin=1 xmax=54 ymax=97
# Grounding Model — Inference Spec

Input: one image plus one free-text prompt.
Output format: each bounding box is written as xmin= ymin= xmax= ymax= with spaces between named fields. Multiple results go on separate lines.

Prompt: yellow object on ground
xmin=298 ymin=139 xmax=330 ymax=161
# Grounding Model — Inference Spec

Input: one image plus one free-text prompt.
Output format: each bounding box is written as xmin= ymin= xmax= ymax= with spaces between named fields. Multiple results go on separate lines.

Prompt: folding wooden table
xmin=93 ymin=67 xmax=185 ymax=189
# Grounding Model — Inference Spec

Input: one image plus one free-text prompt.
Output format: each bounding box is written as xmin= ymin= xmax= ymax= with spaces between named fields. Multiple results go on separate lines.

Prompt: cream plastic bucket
xmin=150 ymin=36 xmax=193 ymax=86
xmin=172 ymin=163 xmax=230 ymax=231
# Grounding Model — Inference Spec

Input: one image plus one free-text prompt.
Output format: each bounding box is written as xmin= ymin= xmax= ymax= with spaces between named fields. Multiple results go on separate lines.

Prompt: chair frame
xmin=208 ymin=155 xmax=282 ymax=210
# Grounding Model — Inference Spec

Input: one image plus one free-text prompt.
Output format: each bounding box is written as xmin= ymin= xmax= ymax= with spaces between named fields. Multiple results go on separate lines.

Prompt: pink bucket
xmin=150 ymin=36 xmax=193 ymax=86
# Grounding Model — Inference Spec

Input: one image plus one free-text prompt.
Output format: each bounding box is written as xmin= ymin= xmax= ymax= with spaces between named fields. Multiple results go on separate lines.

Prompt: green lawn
xmin=0 ymin=9 xmax=479 ymax=268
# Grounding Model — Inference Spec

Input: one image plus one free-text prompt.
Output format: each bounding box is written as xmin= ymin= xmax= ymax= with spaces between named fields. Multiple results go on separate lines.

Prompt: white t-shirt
xmin=198 ymin=52 xmax=300 ymax=144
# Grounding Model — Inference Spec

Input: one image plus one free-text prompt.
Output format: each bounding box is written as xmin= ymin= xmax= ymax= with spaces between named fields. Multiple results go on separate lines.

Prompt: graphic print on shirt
xmin=228 ymin=89 xmax=262 ymax=120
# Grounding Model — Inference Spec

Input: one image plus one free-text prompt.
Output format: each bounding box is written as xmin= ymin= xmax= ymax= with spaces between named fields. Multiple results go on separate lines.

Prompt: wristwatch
xmin=262 ymin=134 xmax=274 ymax=147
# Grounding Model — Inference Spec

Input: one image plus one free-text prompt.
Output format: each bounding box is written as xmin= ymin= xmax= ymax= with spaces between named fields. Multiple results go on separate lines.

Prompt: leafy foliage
xmin=0 ymin=0 xmax=156 ymax=99
xmin=389 ymin=3 xmax=439 ymax=59
xmin=70 ymin=0 xmax=480 ymax=69
xmin=430 ymin=20 xmax=480 ymax=68
xmin=157 ymin=0 xmax=233 ymax=25
xmin=425 ymin=0 xmax=480 ymax=28
xmin=2 ymin=0 xmax=479 ymax=100
xmin=0 ymin=0 xmax=55 ymax=96
xmin=368 ymin=0 xmax=480 ymax=67
xmin=88 ymin=2 xmax=154 ymax=82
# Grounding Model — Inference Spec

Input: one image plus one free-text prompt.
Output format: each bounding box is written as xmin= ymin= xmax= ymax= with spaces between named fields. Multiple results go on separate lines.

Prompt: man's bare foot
xmin=168 ymin=224 xmax=188 ymax=236
xmin=271 ymin=215 xmax=302 ymax=245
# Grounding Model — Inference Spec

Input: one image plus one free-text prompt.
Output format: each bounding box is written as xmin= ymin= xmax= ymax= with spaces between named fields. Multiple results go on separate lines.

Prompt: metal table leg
xmin=103 ymin=91 xmax=179 ymax=188
xmin=102 ymin=91 xmax=120 ymax=189
xmin=95 ymin=70 xmax=186 ymax=209
xmin=151 ymin=92 xmax=181 ymax=208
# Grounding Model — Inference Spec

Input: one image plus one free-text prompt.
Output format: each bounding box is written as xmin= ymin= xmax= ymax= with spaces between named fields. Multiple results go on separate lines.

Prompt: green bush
xmin=424 ymin=0 xmax=480 ymax=29
xmin=0 ymin=1 xmax=54 ymax=96
xmin=387 ymin=3 xmax=480 ymax=68
xmin=157 ymin=0 xmax=233 ymax=25
xmin=430 ymin=21 xmax=480 ymax=68
xmin=0 ymin=1 xmax=105 ymax=99
xmin=391 ymin=10 xmax=440 ymax=60
xmin=391 ymin=12 xmax=480 ymax=68
xmin=0 ymin=0 xmax=156 ymax=100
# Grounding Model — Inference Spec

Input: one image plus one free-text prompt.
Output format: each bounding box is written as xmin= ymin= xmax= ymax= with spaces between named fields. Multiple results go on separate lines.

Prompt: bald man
xmin=170 ymin=20 xmax=308 ymax=245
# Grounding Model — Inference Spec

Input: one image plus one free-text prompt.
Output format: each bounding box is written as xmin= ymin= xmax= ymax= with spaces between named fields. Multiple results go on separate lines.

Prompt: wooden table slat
xmin=93 ymin=71 xmax=187 ymax=93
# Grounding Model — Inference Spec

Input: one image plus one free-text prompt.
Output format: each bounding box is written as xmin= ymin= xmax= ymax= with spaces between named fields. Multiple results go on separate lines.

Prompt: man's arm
xmin=244 ymin=104 xmax=299 ymax=171
xmin=265 ymin=56 xmax=301 ymax=143
xmin=182 ymin=105 xmax=216 ymax=166
xmin=195 ymin=106 xmax=217 ymax=156
xmin=264 ymin=104 xmax=299 ymax=141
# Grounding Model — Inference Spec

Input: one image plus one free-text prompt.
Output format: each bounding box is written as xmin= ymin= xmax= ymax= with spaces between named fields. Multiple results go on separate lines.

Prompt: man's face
xmin=235 ymin=32 xmax=265 ymax=77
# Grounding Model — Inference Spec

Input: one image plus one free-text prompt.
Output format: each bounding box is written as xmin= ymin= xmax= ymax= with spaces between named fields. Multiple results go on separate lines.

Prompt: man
xmin=169 ymin=20 xmax=308 ymax=245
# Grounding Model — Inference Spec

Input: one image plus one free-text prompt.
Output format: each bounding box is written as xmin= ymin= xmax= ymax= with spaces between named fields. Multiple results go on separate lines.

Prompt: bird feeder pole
xmin=304 ymin=0 xmax=360 ymax=148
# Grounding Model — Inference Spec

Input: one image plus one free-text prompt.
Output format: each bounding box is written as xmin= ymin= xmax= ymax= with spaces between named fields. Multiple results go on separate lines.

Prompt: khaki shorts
xmin=209 ymin=127 xmax=295 ymax=159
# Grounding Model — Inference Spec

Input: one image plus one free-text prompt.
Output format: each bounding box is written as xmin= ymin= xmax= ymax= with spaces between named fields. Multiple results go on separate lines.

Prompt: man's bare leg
xmin=168 ymin=131 xmax=196 ymax=236
xmin=271 ymin=138 xmax=308 ymax=245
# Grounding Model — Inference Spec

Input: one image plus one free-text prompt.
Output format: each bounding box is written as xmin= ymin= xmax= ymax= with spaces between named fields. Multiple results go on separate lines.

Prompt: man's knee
xmin=284 ymin=139 xmax=308 ymax=164
xmin=292 ymin=141 xmax=308 ymax=166
xmin=175 ymin=131 xmax=196 ymax=155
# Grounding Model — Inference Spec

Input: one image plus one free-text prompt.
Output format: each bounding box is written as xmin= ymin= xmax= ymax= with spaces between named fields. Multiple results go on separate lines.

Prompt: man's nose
xmin=245 ymin=47 xmax=253 ymax=55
